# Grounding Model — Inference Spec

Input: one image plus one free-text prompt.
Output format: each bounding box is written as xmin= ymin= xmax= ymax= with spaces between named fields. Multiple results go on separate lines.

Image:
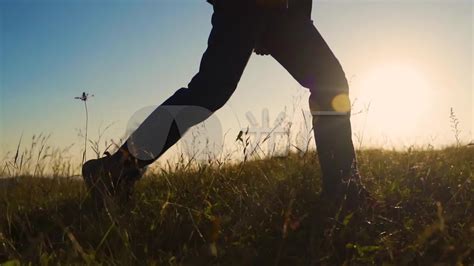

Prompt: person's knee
xmin=204 ymin=92 xmax=231 ymax=112
xmin=309 ymin=91 xmax=351 ymax=116
xmin=186 ymin=86 xmax=232 ymax=112
xmin=305 ymin=69 xmax=350 ymax=114
xmin=308 ymin=78 xmax=350 ymax=116
xmin=188 ymin=77 xmax=237 ymax=112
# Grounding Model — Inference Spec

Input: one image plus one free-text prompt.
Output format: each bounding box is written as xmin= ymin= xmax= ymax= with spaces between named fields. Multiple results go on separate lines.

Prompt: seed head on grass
xmin=75 ymin=92 xmax=94 ymax=165
xmin=449 ymin=107 xmax=462 ymax=147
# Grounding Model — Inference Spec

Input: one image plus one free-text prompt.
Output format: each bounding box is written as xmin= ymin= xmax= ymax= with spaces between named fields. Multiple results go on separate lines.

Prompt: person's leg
xmin=83 ymin=4 xmax=259 ymax=201
xmin=263 ymin=7 xmax=357 ymax=195
xmin=117 ymin=5 xmax=259 ymax=166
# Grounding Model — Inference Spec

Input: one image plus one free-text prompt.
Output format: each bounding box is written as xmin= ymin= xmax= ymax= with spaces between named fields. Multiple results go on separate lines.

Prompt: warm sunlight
xmin=355 ymin=63 xmax=433 ymax=138
xmin=1 ymin=1 xmax=472 ymax=263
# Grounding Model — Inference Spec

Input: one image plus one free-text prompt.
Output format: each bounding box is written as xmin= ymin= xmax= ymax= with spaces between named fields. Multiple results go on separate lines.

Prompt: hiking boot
xmin=82 ymin=151 xmax=145 ymax=206
xmin=320 ymin=167 xmax=374 ymax=212
xmin=340 ymin=172 xmax=373 ymax=211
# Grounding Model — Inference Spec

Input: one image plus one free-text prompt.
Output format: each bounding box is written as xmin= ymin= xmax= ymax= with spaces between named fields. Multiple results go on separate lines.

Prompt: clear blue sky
xmin=1 ymin=0 xmax=472 ymax=159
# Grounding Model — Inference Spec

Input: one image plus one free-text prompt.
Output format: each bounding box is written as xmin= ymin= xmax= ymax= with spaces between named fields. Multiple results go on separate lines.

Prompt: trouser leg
xmin=264 ymin=11 xmax=356 ymax=193
xmin=119 ymin=6 xmax=257 ymax=165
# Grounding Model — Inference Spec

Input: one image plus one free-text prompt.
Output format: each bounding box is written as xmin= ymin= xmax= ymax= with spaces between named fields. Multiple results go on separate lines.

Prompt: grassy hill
xmin=0 ymin=147 xmax=473 ymax=265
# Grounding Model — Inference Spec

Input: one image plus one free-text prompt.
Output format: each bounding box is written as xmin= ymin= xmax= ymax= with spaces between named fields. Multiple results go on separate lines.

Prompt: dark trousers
xmin=124 ymin=1 xmax=356 ymax=192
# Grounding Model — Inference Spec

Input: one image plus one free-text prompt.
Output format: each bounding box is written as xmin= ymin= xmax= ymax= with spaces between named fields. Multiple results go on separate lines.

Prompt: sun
xmin=354 ymin=63 xmax=433 ymax=138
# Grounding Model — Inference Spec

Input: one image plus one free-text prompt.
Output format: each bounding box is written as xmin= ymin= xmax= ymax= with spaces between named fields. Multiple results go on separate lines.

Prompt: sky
xmin=0 ymin=0 xmax=472 ymax=162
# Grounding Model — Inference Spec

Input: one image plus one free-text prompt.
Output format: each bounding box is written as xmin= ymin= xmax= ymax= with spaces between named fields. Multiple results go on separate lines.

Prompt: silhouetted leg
xmin=118 ymin=6 xmax=258 ymax=165
xmin=265 ymin=12 xmax=356 ymax=194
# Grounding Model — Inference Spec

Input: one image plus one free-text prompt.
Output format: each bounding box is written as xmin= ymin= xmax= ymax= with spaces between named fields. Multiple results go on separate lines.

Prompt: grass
xmin=0 ymin=146 xmax=473 ymax=265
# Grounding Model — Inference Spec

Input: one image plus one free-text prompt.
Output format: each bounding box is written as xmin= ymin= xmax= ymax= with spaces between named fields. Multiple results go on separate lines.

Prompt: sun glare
xmin=355 ymin=63 xmax=433 ymax=138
